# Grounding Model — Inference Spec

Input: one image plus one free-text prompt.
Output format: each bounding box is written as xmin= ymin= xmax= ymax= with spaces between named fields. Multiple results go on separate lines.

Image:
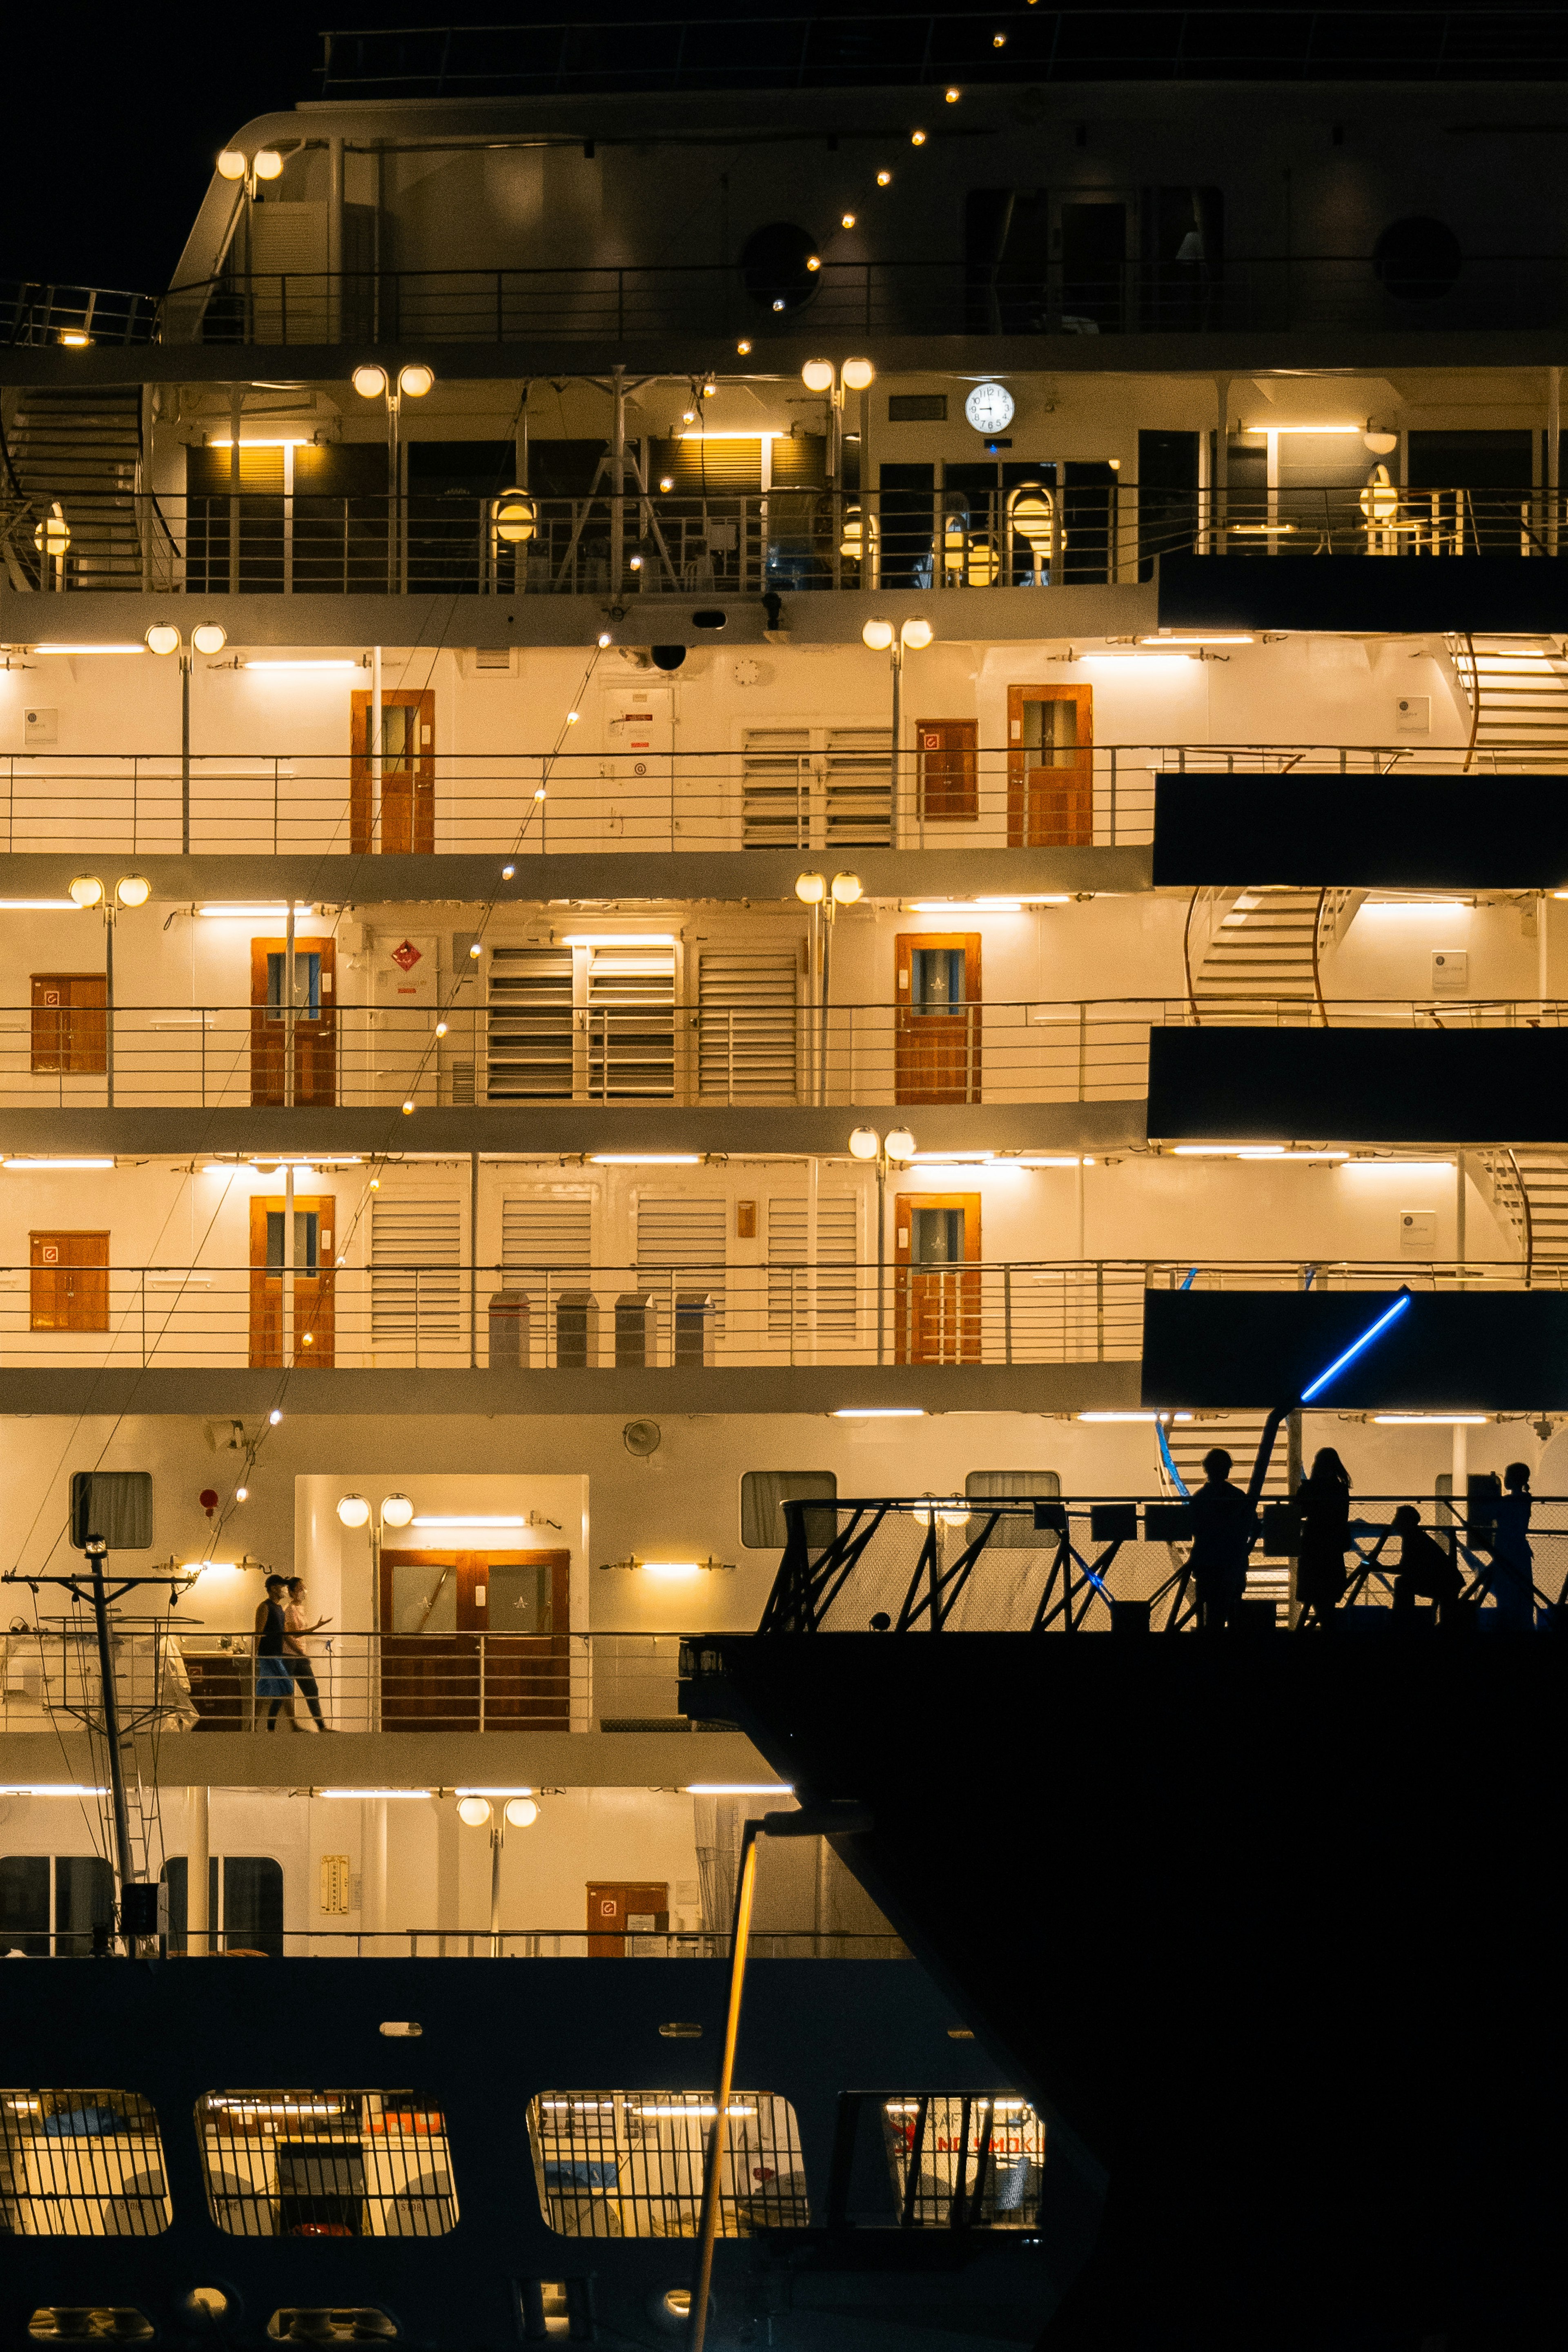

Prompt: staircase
xmin=1188 ymin=886 xmax=1326 ymax=1020
xmin=2 ymin=387 xmax=144 ymax=590
xmin=1163 ymin=1414 xmax=1292 ymax=1613
xmin=1446 ymin=634 xmax=1568 ymax=769
xmin=1478 ymin=1148 xmax=1568 ymax=1275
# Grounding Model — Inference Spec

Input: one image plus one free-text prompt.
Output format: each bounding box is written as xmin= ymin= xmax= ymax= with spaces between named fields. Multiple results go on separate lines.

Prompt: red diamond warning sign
xmin=390 ymin=940 xmax=422 ymax=971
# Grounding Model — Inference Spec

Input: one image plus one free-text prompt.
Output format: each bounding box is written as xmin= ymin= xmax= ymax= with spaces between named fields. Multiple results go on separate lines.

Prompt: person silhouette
xmin=1294 ymin=1446 xmax=1352 ymax=1629
xmin=1390 ymin=1503 xmax=1465 ymax=1622
xmin=1486 ymin=1461 xmax=1536 ymax=1631
xmin=1187 ymin=1448 xmax=1256 ymax=1630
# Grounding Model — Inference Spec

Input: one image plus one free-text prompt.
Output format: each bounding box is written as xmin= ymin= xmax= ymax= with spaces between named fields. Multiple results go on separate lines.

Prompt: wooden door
xmin=350 ymin=688 xmax=435 ymax=854
xmin=916 ymin=720 xmax=978 ymax=823
xmin=895 ymin=934 xmax=980 ymax=1104
xmin=31 ymin=974 xmax=107 ymax=1074
xmin=30 ymin=1232 xmax=109 ymax=1332
xmin=379 ymin=1549 xmax=571 ymax=1731
xmin=1007 ymin=684 xmax=1093 ymax=847
xmin=894 ymin=1194 xmax=982 ymax=1364
xmin=247 ymin=1195 xmax=335 ymax=1368
xmin=586 ymin=1880 xmax=670 ymax=1959
xmin=249 ymin=938 xmax=336 ymax=1107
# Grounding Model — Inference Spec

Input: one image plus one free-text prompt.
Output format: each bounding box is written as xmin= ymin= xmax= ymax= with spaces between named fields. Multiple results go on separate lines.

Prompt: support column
xmin=228 ymin=384 xmax=243 ymax=597
xmin=610 ymin=364 xmax=626 ymax=598
xmin=185 ymin=1785 xmax=210 ymax=1957
xmin=1549 ymin=366 xmax=1561 ymax=555
xmin=1213 ymin=375 xmax=1230 ymax=550
xmin=328 ymin=135 xmax=345 ymax=344
xmin=361 ymin=1797 xmax=387 ymax=1949
xmin=435 ymin=1802 xmax=459 ymax=1953
xmin=282 ymin=1157 xmax=296 ymax=1368
xmin=370 ymin=644 xmax=383 ymax=853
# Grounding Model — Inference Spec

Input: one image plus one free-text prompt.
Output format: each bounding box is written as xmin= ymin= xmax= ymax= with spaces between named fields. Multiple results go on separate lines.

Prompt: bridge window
xmin=0 ymin=2091 xmax=170 ymax=2235
xmin=196 ymin=2091 xmax=456 ymax=2238
xmin=881 ymin=2095 xmax=1045 ymax=2227
xmin=740 ymin=1471 xmax=837 ymax=1548
xmin=528 ymin=2091 xmax=807 ymax=2237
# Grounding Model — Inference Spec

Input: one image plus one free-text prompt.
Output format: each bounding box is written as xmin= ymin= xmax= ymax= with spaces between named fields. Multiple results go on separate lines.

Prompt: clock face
xmin=965 ymin=381 xmax=1016 ymax=434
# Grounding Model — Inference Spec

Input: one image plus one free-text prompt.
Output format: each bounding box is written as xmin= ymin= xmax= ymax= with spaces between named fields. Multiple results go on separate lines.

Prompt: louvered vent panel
xmin=371 ymin=1196 xmax=463 ymax=1343
xmin=740 ymin=726 xmax=812 ymax=850
xmin=767 ymin=1195 xmax=859 ymax=1335
xmin=587 ymin=947 xmax=675 ymax=1100
xmin=824 ymin=727 xmax=892 ymax=849
xmin=502 ymin=1196 xmax=593 ymax=1270
xmin=488 ymin=947 xmax=574 ymax=1101
xmin=637 ymin=1194 xmax=726 ymax=1327
xmin=698 ymin=952 xmax=798 ymax=1101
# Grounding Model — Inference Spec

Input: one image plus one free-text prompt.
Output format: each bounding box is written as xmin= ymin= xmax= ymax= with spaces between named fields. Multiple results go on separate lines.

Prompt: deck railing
xmin=0 ymin=1626 xmax=685 ymax=1735
xmin=3 ymin=484 xmax=1562 ymax=604
xmin=154 ymin=255 xmax=1568 ymax=344
xmin=0 ymin=743 xmax=1523 ymax=857
xmin=749 ymin=1490 xmax=1568 ymax=1635
xmin=2 ymin=994 xmax=1562 ymax=1111
xmin=0 ymin=1257 xmax=1555 ymax=1372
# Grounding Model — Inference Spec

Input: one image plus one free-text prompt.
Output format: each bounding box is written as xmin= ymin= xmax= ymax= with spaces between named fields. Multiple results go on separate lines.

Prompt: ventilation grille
xmin=698 ymin=953 xmax=799 ymax=1101
xmin=768 ymin=1195 xmax=858 ymax=1335
xmin=488 ymin=948 xmax=573 ymax=1102
xmin=502 ymin=1196 xmax=593 ymax=1270
xmin=370 ymin=1197 xmax=462 ymax=1343
xmin=740 ymin=726 xmax=812 ymax=851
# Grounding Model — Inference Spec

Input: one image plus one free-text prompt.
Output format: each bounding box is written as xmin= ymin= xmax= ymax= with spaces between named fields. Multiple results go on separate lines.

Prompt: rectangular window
xmin=162 ymin=1857 xmax=283 ymax=1958
xmin=888 ymin=394 xmax=947 ymax=423
xmin=29 ymin=1233 xmax=109 ymax=1334
xmin=881 ymin=2095 xmax=1045 ymax=2228
xmin=0 ymin=2091 xmax=170 ymax=2236
xmin=740 ymin=1471 xmax=838 ymax=1550
xmin=528 ymin=2091 xmax=806 ymax=2238
xmin=196 ymin=2091 xmax=456 ymax=2237
xmin=965 ymin=1470 xmax=1061 ymax=1550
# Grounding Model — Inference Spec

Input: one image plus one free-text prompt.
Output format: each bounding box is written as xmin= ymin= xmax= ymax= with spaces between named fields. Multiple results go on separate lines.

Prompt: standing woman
xmin=254 ymin=1573 xmax=299 ymax=1730
xmin=1488 ymin=1461 xmax=1537 ymax=1631
xmin=1295 ymin=1447 xmax=1352 ymax=1628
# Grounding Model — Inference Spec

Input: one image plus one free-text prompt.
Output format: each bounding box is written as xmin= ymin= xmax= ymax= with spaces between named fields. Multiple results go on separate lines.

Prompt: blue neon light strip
xmin=1298 ymin=1292 xmax=1412 ymax=1403
xmin=1156 ymin=1419 xmax=1190 ymax=1497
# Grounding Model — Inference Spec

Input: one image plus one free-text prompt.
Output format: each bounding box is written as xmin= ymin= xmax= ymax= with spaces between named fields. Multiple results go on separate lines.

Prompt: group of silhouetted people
xmin=1186 ymin=1447 xmax=1541 ymax=1630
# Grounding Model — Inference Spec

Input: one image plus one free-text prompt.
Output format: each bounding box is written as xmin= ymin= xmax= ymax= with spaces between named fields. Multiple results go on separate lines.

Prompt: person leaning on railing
xmin=1187 ymin=1449 xmax=1256 ymax=1632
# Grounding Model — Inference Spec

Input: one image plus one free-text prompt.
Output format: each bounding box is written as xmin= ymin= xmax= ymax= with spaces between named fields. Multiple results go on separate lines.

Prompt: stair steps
xmin=1447 ymin=634 xmax=1568 ymax=769
xmin=1164 ymin=1415 xmax=1292 ymax=1610
xmin=1193 ymin=886 xmax=1324 ymax=1022
xmin=3 ymin=386 xmax=144 ymax=588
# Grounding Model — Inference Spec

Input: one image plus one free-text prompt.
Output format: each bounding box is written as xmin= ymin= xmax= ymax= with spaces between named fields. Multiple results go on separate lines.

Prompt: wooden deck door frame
xmin=378 ymin=1548 xmax=571 ymax=1730
xmin=29 ymin=1231 xmax=109 ymax=1332
xmin=894 ymin=932 xmax=981 ymax=1105
xmin=249 ymin=936 xmax=337 ymax=1107
xmin=350 ymin=686 xmax=435 ymax=853
xmin=247 ymin=1194 xmax=336 ymax=1368
xmin=586 ymin=1880 xmax=670 ymax=1958
xmin=915 ymin=718 xmax=979 ymax=825
xmin=893 ymin=1192 xmax=982 ymax=1364
xmin=31 ymin=973 xmax=107 ymax=1076
xmin=1007 ymin=683 xmax=1093 ymax=847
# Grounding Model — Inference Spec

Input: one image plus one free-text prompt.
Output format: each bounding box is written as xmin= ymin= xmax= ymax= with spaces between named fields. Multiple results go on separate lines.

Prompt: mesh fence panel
xmin=196 ymin=2092 xmax=456 ymax=2237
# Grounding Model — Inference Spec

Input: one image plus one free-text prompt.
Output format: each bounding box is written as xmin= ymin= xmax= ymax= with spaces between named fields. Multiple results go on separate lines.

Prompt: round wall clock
xmin=964 ymin=381 xmax=1016 ymax=433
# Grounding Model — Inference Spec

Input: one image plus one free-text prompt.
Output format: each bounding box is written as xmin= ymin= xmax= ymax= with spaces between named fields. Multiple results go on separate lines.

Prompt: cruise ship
xmin=3 ymin=9 xmax=1568 ymax=2344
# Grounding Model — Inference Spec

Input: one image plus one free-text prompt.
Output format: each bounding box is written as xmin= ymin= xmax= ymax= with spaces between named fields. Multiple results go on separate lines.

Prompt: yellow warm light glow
xmin=352 ymin=364 xmax=389 ymax=399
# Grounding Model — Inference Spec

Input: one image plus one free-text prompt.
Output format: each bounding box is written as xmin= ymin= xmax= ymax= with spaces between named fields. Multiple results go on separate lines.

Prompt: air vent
xmin=658 ymin=2022 xmax=702 ymax=2039
xmin=691 ymin=609 xmax=726 ymax=629
xmin=472 ymin=646 xmax=512 ymax=673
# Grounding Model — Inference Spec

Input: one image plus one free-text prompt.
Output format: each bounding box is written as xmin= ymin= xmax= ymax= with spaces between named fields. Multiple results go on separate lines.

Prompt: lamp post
xmin=67 ymin=873 xmax=152 ymax=1110
xmin=800 ymin=357 xmax=875 ymax=584
xmin=353 ymin=363 xmax=435 ymax=589
xmin=457 ymin=1792 xmax=539 ymax=1955
xmin=861 ymin=617 xmax=931 ymax=847
xmin=215 ymin=147 xmax=285 ymax=342
xmin=334 ymin=1492 xmax=416 ymax=1725
xmin=145 ymin=622 xmax=228 ymax=851
xmin=793 ymin=871 xmax=862 ymax=1105
xmin=849 ymin=1124 xmax=916 ymax=1365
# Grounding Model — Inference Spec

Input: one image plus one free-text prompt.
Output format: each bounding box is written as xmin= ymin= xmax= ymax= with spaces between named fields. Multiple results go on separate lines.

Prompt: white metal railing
xmin=6 ymin=993 xmax=1566 ymax=1111
xmin=0 ymin=1257 xmax=1557 ymax=1373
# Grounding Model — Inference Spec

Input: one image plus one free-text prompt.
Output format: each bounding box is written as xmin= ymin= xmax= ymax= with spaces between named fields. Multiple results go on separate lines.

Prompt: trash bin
xmin=488 ymin=1290 xmax=529 ymax=1368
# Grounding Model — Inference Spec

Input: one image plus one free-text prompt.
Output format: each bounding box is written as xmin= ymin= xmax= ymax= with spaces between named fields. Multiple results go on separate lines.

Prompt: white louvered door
xmin=637 ymin=1194 xmax=728 ymax=1359
xmin=488 ymin=943 xmax=675 ymax=1102
xmin=370 ymin=1194 xmax=463 ymax=1365
xmin=487 ymin=947 xmax=575 ymax=1101
xmin=768 ymin=1195 xmax=860 ymax=1355
xmin=697 ymin=951 xmax=800 ymax=1102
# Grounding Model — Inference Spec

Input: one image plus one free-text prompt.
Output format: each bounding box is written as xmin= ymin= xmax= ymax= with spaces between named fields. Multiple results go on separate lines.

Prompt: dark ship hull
xmin=682 ymin=1630 xmax=1568 ymax=2348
